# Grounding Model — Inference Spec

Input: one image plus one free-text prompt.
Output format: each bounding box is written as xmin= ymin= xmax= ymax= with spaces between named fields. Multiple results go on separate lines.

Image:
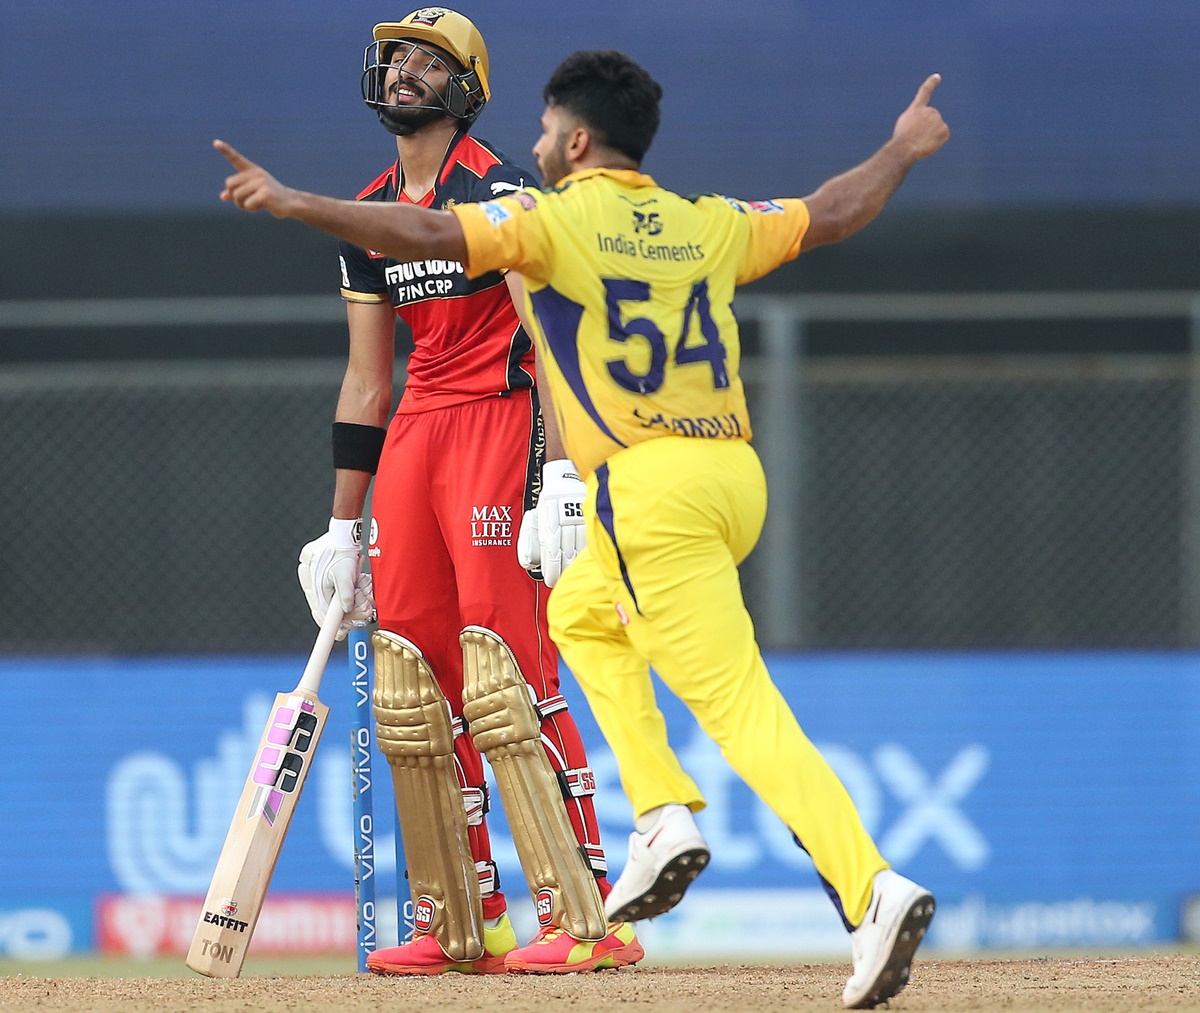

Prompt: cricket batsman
xmin=292 ymin=10 xmax=641 ymax=975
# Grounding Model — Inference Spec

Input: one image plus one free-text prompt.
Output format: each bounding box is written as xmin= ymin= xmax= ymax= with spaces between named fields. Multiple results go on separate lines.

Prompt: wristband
xmin=332 ymin=422 xmax=387 ymax=473
xmin=543 ymin=459 xmax=581 ymax=484
xmin=328 ymin=516 xmax=362 ymax=548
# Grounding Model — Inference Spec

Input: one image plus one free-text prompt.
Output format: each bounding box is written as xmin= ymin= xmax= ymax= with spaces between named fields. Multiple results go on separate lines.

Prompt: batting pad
xmin=460 ymin=626 xmax=607 ymax=942
xmin=372 ymin=630 xmax=483 ymax=960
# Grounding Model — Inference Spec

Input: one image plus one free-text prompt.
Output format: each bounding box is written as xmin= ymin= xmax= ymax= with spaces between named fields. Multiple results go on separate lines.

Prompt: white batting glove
xmin=516 ymin=510 xmax=542 ymax=571
xmin=517 ymin=460 xmax=586 ymax=587
xmin=298 ymin=517 xmax=375 ymax=640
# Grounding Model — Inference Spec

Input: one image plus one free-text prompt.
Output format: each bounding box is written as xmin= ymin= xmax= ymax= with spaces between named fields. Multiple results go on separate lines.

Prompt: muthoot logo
xmin=384 ymin=259 xmax=464 ymax=283
xmin=386 ymin=260 xmax=466 ymax=303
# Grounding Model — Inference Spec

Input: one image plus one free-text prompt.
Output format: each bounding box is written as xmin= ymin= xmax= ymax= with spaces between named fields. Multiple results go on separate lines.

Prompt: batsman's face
xmin=382 ymin=40 xmax=453 ymax=109
xmin=533 ymin=104 xmax=573 ymax=187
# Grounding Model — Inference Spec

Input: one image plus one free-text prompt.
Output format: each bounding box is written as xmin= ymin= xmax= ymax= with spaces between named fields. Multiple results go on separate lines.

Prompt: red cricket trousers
xmin=370 ymin=390 xmax=609 ymax=919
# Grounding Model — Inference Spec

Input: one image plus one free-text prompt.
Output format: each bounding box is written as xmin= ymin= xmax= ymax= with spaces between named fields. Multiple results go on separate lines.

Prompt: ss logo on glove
xmin=517 ymin=459 xmax=587 ymax=587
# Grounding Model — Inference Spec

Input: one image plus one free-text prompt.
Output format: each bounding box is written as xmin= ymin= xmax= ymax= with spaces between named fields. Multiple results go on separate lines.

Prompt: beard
xmin=377 ymin=102 xmax=448 ymax=137
xmin=537 ymin=136 xmax=570 ymax=187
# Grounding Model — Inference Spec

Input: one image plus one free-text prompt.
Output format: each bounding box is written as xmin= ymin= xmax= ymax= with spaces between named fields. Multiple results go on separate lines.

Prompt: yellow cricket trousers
xmin=547 ymin=436 xmax=887 ymax=926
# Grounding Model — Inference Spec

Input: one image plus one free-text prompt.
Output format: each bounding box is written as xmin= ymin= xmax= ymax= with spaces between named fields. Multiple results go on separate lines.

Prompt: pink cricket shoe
xmin=366 ymin=914 xmax=517 ymax=976
xmin=504 ymin=921 xmax=644 ymax=974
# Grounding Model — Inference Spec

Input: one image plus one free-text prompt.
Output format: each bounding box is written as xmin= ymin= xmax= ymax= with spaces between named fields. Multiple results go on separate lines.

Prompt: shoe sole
xmin=505 ymin=939 xmax=645 ymax=974
xmin=366 ymin=955 xmax=508 ymax=976
xmin=844 ymin=893 xmax=936 ymax=1009
xmin=605 ymin=847 xmax=710 ymax=922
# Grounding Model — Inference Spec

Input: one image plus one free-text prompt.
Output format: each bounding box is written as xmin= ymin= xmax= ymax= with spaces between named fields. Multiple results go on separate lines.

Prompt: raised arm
xmin=214 ymin=140 xmax=468 ymax=263
xmin=799 ymin=74 xmax=950 ymax=252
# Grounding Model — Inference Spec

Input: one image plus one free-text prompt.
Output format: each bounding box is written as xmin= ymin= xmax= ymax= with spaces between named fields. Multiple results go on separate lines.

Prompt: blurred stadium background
xmin=2 ymin=0 xmax=1198 ymax=967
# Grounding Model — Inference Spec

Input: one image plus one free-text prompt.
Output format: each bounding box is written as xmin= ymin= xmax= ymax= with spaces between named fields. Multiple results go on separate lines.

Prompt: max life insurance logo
xmin=471 ymin=504 xmax=514 ymax=546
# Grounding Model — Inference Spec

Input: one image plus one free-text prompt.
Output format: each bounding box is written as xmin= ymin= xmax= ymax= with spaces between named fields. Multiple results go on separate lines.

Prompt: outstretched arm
xmin=214 ymin=140 xmax=468 ymax=262
xmin=800 ymin=74 xmax=950 ymax=252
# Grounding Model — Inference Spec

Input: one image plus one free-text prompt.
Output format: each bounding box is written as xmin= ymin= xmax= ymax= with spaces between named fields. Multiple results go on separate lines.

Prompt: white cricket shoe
xmin=604 ymin=804 xmax=710 ymax=922
xmin=843 ymin=869 xmax=935 ymax=1009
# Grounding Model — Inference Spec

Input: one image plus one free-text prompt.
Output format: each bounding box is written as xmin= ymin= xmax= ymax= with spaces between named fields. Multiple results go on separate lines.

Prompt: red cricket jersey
xmin=338 ymin=130 xmax=538 ymax=413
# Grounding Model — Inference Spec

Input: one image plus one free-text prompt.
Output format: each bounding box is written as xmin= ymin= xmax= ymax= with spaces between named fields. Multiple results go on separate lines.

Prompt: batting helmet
xmin=362 ymin=8 xmax=491 ymax=133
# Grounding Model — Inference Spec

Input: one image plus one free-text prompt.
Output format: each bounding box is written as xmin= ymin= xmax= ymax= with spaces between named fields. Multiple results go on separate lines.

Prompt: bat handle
xmin=297 ymin=602 xmax=346 ymax=694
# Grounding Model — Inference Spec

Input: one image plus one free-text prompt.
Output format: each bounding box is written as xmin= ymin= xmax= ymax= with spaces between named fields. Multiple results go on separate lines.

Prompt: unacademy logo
xmin=106 ymin=695 xmax=271 ymax=892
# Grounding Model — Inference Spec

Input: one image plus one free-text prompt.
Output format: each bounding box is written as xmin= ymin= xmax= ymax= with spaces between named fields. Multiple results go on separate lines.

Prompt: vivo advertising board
xmin=1 ymin=652 xmax=1197 ymax=959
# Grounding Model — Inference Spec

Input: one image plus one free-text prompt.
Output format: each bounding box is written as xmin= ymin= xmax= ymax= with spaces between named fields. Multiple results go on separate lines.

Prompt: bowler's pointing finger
xmin=913 ymin=73 xmax=942 ymax=107
xmin=213 ymin=139 xmax=252 ymax=170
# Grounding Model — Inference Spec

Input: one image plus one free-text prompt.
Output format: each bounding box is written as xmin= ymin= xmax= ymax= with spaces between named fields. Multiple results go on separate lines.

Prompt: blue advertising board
xmin=1 ymin=651 xmax=1196 ymax=958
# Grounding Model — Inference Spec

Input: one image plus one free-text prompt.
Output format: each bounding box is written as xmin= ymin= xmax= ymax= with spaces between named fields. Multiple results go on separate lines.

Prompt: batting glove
xmin=517 ymin=459 xmax=586 ymax=588
xmin=298 ymin=517 xmax=375 ymax=640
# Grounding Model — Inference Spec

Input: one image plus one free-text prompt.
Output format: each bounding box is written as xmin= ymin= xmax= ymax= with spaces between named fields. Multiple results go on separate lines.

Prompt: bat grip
xmin=297 ymin=602 xmax=346 ymax=694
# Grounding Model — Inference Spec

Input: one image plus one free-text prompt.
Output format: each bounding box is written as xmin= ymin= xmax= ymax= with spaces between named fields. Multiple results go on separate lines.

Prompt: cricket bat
xmin=185 ymin=602 xmax=345 ymax=977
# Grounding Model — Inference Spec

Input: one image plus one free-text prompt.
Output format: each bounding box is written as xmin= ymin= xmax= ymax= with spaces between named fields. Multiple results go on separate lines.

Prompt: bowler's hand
xmin=214 ymin=140 xmax=296 ymax=217
xmin=892 ymin=75 xmax=950 ymax=160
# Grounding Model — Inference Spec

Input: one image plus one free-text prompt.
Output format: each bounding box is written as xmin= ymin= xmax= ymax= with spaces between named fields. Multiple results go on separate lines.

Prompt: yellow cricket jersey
xmin=450 ymin=168 xmax=810 ymax=477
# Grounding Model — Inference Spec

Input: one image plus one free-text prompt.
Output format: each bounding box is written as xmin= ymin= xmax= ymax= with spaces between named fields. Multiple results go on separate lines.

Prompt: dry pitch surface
xmin=2 ymin=954 xmax=1199 ymax=1012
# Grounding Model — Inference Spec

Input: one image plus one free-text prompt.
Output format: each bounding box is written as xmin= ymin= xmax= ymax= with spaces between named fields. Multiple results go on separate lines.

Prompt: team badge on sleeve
xmin=481 ymin=201 xmax=513 ymax=227
xmin=747 ymin=199 xmax=785 ymax=214
xmin=513 ymin=192 xmax=538 ymax=212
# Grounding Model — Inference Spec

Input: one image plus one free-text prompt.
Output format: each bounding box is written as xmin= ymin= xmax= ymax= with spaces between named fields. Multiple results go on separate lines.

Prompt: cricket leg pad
xmin=373 ymin=630 xmax=483 ymax=962
xmin=460 ymin=625 xmax=607 ymax=942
